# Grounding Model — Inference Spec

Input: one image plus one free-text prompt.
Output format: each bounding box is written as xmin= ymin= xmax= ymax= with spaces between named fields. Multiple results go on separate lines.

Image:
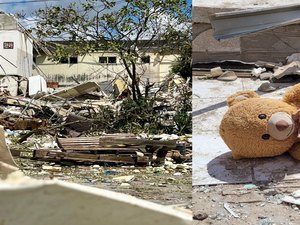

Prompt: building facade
xmin=0 ymin=13 xmax=33 ymax=77
xmin=33 ymin=48 xmax=178 ymax=85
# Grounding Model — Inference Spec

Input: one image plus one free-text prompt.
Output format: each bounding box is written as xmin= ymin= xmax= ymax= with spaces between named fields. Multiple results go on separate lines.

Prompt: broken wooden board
xmin=33 ymin=149 xmax=151 ymax=165
xmin=0 ymin=174 xmax=191 ymax=225
xmin=0 ymin=116 xmax=45 ymax=130
xmin=57 ymin=136 xmax=146 ymax=151
xmin=98 ymin=137 xmax=177 ymax=148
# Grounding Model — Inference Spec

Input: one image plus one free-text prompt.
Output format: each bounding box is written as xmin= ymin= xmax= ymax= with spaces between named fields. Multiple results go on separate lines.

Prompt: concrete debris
xmin=217 ymin=71 xmax=237 ymax=81
xmin=210 ymin=67 xmax=223 ymax=78
xmin=273 ymin=61 xmax=300 ymax=79
xmin=282 ymin=195 xmax=300 ymax=206
xmin=120 ymin=182 xmax=131 ymax=188
xmin=252 ymin=68 xmax=266 ymax=77
xmin=292 ymin=190 xmax=300 ymax=198
xmin=259 ymin=72 xmax=273 ymax=80
xmin=286 ymin=53 xmax=300 ymax=64
xmin=257 ymin=82 xmax=277 ymax=92
xmin=223 ymin=202 xmax=239 ymax=218
xmin=112 ymin=175 xmax=135 ymax=183
xmin=193 ymin=56 xmax=300 ymax=81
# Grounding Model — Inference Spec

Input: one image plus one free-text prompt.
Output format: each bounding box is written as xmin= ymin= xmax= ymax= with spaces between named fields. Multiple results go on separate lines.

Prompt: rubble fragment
xmin=257 ymin=82 xmax=277 ymax=92
xmin=210 ymin=67 xmax=223 ymax=78
xmin=273 ymin=61 xmax=300 ymax=79
xmin=217 ymin=71 xmax=237 ymax=81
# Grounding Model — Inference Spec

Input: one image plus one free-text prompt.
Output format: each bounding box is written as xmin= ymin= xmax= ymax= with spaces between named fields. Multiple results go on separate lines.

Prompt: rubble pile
xmin=0 ymin=77 xmax=192 ymax=166
xmin=193 ymin=54 xmax=300 ymax=83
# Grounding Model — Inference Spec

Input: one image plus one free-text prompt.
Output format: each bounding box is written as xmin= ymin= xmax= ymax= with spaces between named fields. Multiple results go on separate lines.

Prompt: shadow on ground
xmin=207 ymin=152 xmax=300 ymax=184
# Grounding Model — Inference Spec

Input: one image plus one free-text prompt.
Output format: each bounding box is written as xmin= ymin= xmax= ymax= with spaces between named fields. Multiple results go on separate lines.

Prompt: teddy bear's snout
xmin=268 ymin=112 xmax=295 ymax=140
xmin=275 ymin=120 xmax=290 ymax=131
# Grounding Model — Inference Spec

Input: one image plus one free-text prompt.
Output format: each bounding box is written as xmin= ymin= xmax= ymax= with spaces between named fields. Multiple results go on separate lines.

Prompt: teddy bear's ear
xmin=283 ymin=83 xmax=300 ymax=108
xmin=227 ymin=91 xmax=260 ymax=107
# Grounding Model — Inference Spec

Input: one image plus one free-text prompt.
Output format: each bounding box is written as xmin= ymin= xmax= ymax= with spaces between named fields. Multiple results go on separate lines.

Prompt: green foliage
xmin=90 ymin=85 xmax=191 ymax=135
xmin=171 ymin=42 xmax=192 ymax=80
xmin=33 ymin=0 xmax=191 ymax=102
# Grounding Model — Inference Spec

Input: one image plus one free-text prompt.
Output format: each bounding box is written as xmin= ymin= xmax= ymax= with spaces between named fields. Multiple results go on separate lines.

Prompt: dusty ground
xmin=8 ymin=133 xmax=191 ymax=207
xmin=192 ymin=181 xmax=300 ymax=225
xmin=15 ymin=157 xmax=191 ymax=206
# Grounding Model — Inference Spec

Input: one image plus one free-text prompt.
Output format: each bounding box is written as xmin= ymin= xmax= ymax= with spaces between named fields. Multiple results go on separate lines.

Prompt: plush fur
xmin=220 ymin=83 xmax=300 ymax=160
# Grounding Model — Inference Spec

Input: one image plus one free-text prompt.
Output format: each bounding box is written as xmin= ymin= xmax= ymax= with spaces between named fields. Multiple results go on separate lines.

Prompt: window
xmin=141 ymin=55 xmax=150 ymax=64
xmin=108 ymin=57 xmax=116 ymax=64
xmin=99 ymin=57 xmax=108 ymax=64
xmin=58 ymin=56 xmax=78 ymax=64
xmin=59 ymin=57 xmax=68 ymax=64
xmin=69 ymin=56 xmax=78 ymax=64
xmin=3 ymin=42 xmax=14 ymax=49
xmin=99 ymin=56 xmax=117 ymax=64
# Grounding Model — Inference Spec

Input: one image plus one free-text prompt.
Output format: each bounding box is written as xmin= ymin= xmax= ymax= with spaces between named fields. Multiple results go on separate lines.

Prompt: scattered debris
xmin=282 ymin=189 xmax=300 ymax=206
xmin=217 ymin=71 xmax=237 ymax=81
xmin=257 ymin=82 xmax=277 ymax=92
xmin=210 ymin=67 xmax=223 ymax=78
xmin=252 ymin=68 xmax=266 ymax=77
xmin=193 ymin=212 xmax=208 ymax=221
xmin=223 ymin=202 xmax=239 ymax=218
xmin=273 ymin=61 xmax=300 ymax=79
xmin=112 ymin=175 xmax=135 ymax=183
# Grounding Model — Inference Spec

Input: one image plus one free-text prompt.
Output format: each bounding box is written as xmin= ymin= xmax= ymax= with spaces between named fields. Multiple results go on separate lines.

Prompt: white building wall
xmin=0 ymin=24 xmax=33 ymax=77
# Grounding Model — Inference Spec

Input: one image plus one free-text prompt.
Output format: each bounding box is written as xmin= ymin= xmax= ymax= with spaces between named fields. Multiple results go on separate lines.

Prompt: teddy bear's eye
xmin=258 ymin=114 xmax=267 ymax=119
xmin=262 ymin=134 xmax=270 ymax=140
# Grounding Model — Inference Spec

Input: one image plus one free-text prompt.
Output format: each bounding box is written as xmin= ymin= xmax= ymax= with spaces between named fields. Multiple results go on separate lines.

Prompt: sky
xmin=1 ymin=0 xmax=192 ymax=15
xmin=0 ymin=0 xmax=191 ymax=29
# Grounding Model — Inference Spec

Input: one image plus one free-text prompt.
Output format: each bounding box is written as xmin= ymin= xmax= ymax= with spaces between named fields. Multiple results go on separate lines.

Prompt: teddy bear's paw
xmin=231 ymin=153 xmax=243 ymax=160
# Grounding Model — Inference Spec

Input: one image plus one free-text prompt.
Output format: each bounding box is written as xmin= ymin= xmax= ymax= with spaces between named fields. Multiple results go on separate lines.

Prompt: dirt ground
xmin=14 ymin=156 xmax=192 ymax=206
xmin=192 ymin=180 xmax=300 ymax=225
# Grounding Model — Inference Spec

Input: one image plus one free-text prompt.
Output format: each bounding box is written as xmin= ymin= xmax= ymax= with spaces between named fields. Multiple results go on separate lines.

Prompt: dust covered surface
xmin=193 ymin=181 xmax=300 ymax=225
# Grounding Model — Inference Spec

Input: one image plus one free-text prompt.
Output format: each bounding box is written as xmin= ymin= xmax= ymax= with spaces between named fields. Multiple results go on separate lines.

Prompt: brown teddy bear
xmin=219 ymin=83 xmax=300 ymax=160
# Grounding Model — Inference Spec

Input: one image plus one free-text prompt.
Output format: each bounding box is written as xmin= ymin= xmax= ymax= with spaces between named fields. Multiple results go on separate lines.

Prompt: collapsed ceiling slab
xmin=209 ymin=4 xmax=300 ymax=40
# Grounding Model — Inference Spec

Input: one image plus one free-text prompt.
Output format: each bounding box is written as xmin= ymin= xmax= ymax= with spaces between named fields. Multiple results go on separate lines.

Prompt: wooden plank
xmin=33 ymin=149 xmax=140 ymax=164
xmin=99 ymin=137 xmax=176 ymax=148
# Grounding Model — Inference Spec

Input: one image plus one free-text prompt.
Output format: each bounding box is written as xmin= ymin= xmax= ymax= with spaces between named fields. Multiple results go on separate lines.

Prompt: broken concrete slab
xmin=257 ymin=82 xmax=277 ymax=92
xmin=286 ymin=53 xmax=300 ymax=64
xmin=217 ymin=71 xmax=237 ymax=81
xmin=210 ymin=67 xmax=223 ymax=78
xmin=0 ymin=75 xmax=19 ymax=96
xmin=259 ymin=72 xmax=273 ymax=80
xmin=0 ymin=173 xmax=192 ymax=225
xmin=51 ymin=82 xmax=100 ymax=99
xmin=252 ymin=67 xmax=266 ymax=77
xmin=273 ymin=61 xmax=300 ymax=79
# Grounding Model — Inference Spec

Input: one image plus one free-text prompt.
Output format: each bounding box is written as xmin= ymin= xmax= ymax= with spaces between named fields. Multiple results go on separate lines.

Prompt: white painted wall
xmin=0 ymin=15 xmax=33 ymax=77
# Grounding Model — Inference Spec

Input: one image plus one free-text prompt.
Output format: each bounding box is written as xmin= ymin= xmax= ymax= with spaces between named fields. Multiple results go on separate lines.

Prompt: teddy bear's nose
xmin=275 ymin=120 xmax=289 ymax=131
